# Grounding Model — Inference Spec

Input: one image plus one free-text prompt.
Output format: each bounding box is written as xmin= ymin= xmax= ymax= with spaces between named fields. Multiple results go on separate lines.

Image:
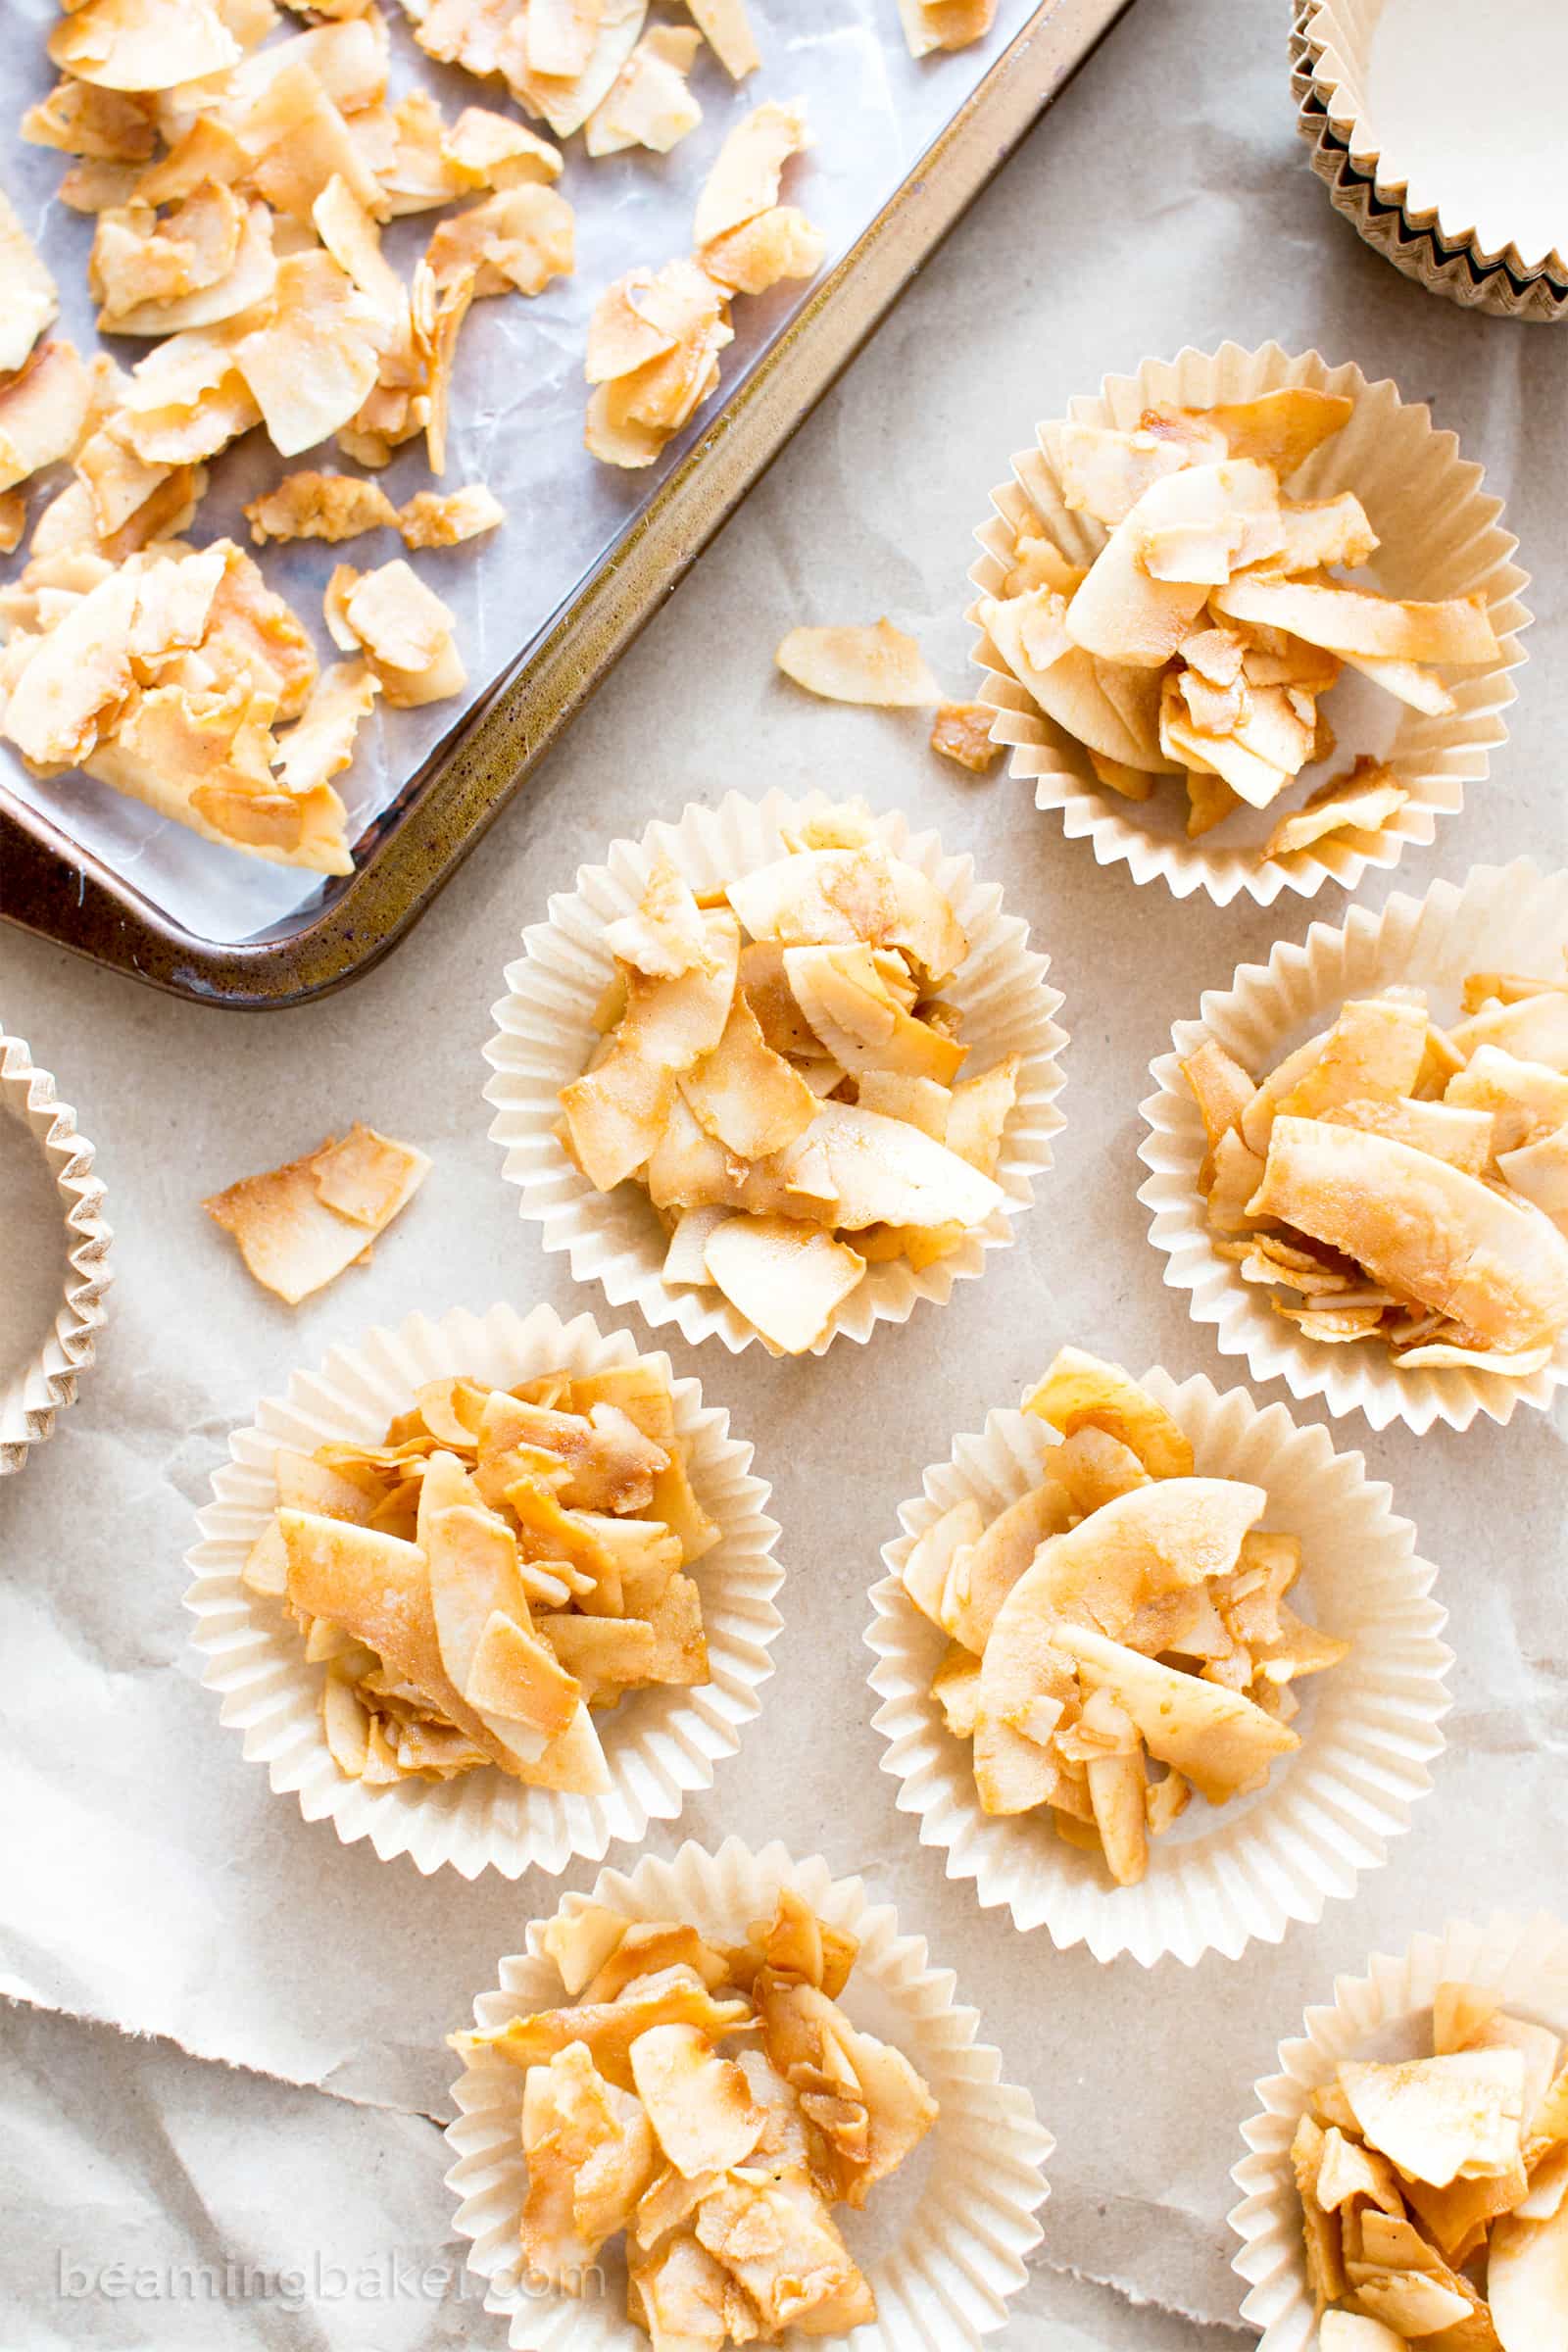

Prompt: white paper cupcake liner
xmin=966 ymin=339 xmax=1530 ymax=906
xmin=1139 ymin=858 xmax=1568 ymax=1434
xmin=1292 ymin=3 xmax=1568 ymax=323
xmin=865 ymin=1369 xmax=1450 ymax=1968
xmin=183 ymin=1303 xmax=782 ymax=1878
xmin=482 ymin=790 xmax=1068 ymax=1356
xmin=1230 ymin=1909 xmax=1568 ymax=2349
xmin=0 ymin=1023 xmax=112 ymax=1478
xmin=445 ymin=1835 xmax=1054 ymax=2349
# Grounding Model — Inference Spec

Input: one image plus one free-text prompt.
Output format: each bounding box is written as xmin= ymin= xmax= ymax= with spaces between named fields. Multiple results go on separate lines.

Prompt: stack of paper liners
xmin=865 ymin=1370 xmax=1450 ymax=1967
xmin=182 ymin=1303 xmax=782 ymax=1877
xmin=1139 ymin=860 xmax=1568 ymax=1433
xmin=444 ymin=1837 xmax=1054 ymax=2351
xmin=483 ymin=790 xmax=1068 ymax=1355
xmin=0 ymin=1023 xmax=112 ymax=1477
xmin=967 ymin=340 xmax=1529 ymax=906
xmin=1231 ymin=1911 xmax=1568 ymax=2348
xmin=1291 ymin=2 xmax=1568 ymax=323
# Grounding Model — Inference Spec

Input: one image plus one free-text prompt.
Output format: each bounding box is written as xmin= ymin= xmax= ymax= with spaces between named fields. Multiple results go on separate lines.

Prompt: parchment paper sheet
xmin=0 ymin=0 xmax=1032 ymax=945
xmin=4 ymin=0 xmax=1568 ymax=2343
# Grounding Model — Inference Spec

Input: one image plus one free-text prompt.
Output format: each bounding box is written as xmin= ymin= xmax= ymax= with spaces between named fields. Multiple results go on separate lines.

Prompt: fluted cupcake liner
xmin=1293 ymin=1 xmax=1568 ymax=323
xmin=1139 ymin=859 xmax=1568 ymax=1432
xmin=0 ymin=1023 xmax=111 ymax=1477
xmin=967 ymin=339 xmax=1529 ymax=905
xmin=482 ymin=790 xmax=1067 ymax=1355
xmin=866 ymin=1370 xmax=1450 ymax=1966
xmin=445 ymin=1836 xmax=1054 ymax=2349
xmin=183 ymin=1303 xmax=782 ymax=1877
xmin=1231 ymin=1910 xmax=1568 ymax=2348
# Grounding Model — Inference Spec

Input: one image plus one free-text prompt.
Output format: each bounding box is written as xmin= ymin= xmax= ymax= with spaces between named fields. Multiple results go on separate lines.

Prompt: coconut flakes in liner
xmin=896 ymin=1346 xmax=1348 ymax=1886
xmin=1183 ymin=965 xmax=1568 ymax=1378
xmin=205 ymin=1120 xmax=429 ymax=1302
xmin=977 ymin=385 xmax=1507 ymax=861
xmin=555 ymin=808 xmax=1019 ymax=1353
xmin=1291 ymin=1985 xmax=1568 ymax=2348
xmin=451 ymin=1884 xmax=934 ymax=2336
xmin=585 ymin=99 xmax=821 ymax=469
xmin=235 ymin=1348 xmax=725 ymax=1803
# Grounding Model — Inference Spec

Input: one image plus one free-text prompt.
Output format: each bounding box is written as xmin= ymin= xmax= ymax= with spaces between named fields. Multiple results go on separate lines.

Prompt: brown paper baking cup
xmin=183 ymin=1303 xmax=782 ymax=1878
xmin=483 ymin=790 xmax=1067 ymax=1355
xmin=1139 ymin=859 xmax=1568 ymax=1434
xmin=865 ymin=1371 xmax=1449 ymax=1968
xmin=1230 ymin=1911 xmax=1568 ymax=2348
xmin=1294 ymin=2 xmax=1568 ymax=323
xmin=967 ymin=340 xmax=1530 ymax=906
xmin=0 ymin=1024 xmax=111 ymax=1477
xmin=444 ymin=1836 xmax=1054 ymax=2349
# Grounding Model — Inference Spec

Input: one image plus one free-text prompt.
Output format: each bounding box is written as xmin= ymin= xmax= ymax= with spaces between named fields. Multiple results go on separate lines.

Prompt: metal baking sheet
xmin=0 ymin=0 xmax=1133 ymax=1004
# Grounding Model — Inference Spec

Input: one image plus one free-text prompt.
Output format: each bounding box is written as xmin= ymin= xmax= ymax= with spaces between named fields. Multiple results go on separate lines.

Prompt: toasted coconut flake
xmin=497 ymin=0 xmax=650 ymax=142
xmin=682 ymin=0 xmax=759 ymax=76
xmin=205 ymin=1123 xmax=427 ymax=1302
xmin=585 ymin=258 xmax=720 ymax=383
xmin=630 ymin=2023 xmax=765 ymax=2179
xmin=0 ymin=565 xmax=139 ymax=767
xmin=235 ymin=249 xmax=386 ymax=458
xmin=929 ymin=699 xmax=1000 ymax=773
xmin=312 ymin=172 xmax=406 ymax=320
xmin=697 ymin=202 xmax=824 ymax=296
xmin=526 ymin=0 xmax=607 ymax=81
xmin=23 ymin=77 xmax=156 ymax=164
xmin=98 ymin=196 xmax=275 ymax=337
xmin=396 ymin=483 xmax=504 ymax=548
xmin=586 ymin=27 xmax=702 ymax=157
xmin=442 ymin=105 xmax=563 ymax=190
xmin=899 ymin=0 xmax=997 ymax=55
xmin=49 ymin=0 xmax=242 ymax=91
xmin=91 ymin=182 xmax=245 ymax=328
xmin=119 ymin=334 xmax=261 ymax=467
xmin=775 ymin=618 xmax=941 ymax=709
xmin=1022 ymin=1345 xmax=1195 ymax=1479
xmin=326 ymin=556 xmax=465 ymax=706
xmin=1252 ymin=1115 xmax=1568 ymax=1355
xmin=702 ymin=1215 xmax=865 ymax=1354
xmin=86 ymin=678 xmax=353 ymax=874
xmin=0 ymin=493 xmax=24 ymax=556
xmin=1213 ymin=572 xmax=1501 ymax=665
xmin=56 ymin=161 xmax=143 ymax=215
xmin=1341 ymin=2049 xmax=1525 ymax=2189
xmin=425 ymin=184 xmax=575 ymax=298
xmin=245 ymin=468 xmax=398 ymax=544
xmin=1264 ymin=756 xmax=1408 ymax=859
xmin=0 ymin=342 xmax=93 ymax=496
xmin=235 ymin=56 xmax=388 ymax=223
xmin=694 ymin=97 xmax=810 ymax=247
xmin=177 ymin=539 xmax=318 ymax=720
xmin=273 ymin=658 xmax=378 ymax=793
xmin=0 ymin=188 xmax=60 ymax=375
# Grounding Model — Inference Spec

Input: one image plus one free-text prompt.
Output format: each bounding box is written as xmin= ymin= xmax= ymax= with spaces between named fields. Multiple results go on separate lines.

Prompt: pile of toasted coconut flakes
xmin=0 ymin=0 xmax=997 ymax=875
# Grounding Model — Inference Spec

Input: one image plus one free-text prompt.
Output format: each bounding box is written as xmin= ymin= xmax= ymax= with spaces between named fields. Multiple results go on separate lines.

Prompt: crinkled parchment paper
xmin=0 ymin=0 xmax=1032 ymax=946
xmin=3 ymin=0 xmax=1568 ymax=2344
